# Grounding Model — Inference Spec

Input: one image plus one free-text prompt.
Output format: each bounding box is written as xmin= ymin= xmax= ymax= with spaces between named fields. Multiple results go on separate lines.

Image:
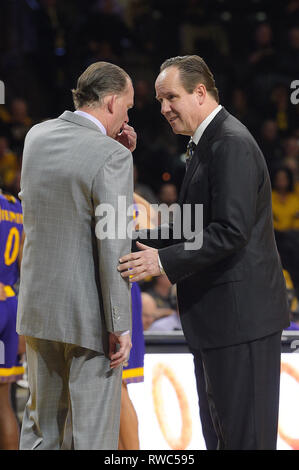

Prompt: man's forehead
xmin=156 ymin=66 xmax=180 ymax=84
xmin=155 ymin=67 xmax=182 ymax=94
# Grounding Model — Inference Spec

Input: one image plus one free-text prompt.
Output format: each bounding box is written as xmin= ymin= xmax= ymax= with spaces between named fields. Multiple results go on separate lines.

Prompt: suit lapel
xmin=178 ymin=107 xmax=230 ymax=205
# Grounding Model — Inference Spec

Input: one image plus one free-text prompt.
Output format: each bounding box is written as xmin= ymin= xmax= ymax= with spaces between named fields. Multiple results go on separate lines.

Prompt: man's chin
xmin=170 ymin=122 xmax=187 ymax=135
xmin=169 ymin=120 xmax=181 ymax=134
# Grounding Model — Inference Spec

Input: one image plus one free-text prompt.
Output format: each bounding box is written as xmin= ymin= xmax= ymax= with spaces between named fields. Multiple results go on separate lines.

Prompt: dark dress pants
xmin=192 ymin=331 xmax=282 ymax=450
xmin=190 ymin=348 xmax=218 ymax=450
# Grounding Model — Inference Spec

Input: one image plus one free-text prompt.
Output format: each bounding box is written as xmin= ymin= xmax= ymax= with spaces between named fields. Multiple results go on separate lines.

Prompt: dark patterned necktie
xmin=186 ymin=140 xmax=196 ymax=171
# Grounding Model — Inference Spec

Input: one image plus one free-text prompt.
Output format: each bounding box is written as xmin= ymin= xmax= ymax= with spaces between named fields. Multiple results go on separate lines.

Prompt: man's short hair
xmin=72 ymin=62 xmax=131 ymax=109
xmin=160 ymin=55 xmax=219 ymax=103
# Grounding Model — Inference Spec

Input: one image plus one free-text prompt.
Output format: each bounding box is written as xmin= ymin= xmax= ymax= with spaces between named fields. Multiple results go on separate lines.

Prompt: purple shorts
xmin=0 ymin=295 xmax=24 ymax=383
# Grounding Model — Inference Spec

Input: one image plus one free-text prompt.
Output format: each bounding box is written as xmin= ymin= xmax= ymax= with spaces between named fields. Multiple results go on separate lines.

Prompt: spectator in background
xmin=258 ymin=119 xmax=283 ymax=176
xmin=268 ymin=84 xmax=296 ymax=136
xmin=7 ymin=99 xmax=33 ymax=155
xmin=85 ymin=39 xmax=118 ymax=67
xmin=147 ymin=284 xmax=182 ymax=332
xmin=282 ymin=135 xmax=299 ymax=186
xmin=141 ymin=281 xmax=180 ymax=332
xmin=158 ymin=183 xmax=178 ymax=207
xmin=129 ymin=79 xmax=161 ymax=180
xmin=141 ymin=292 xmax=182 ymax=332
xmin=284 ymin=135 xmax=299 ymax=159
xmin=141 ymin=292 xmax=157 ymax=331
xmin=5 ymin=170 xmax=21 ymax=201
xmin=272 ymin=166 xmax=299 ymax=231
xmin=83 ymin=0 xmax=131 ymax=65
xmin=248 ymin=23 xmax=276 ymax=73
xmin=279 ymin=26 xmax=299 ymax=79
xmin=147 ymin=309 xmax=181 ymax=332
xmin=284 ymin=0 xmax=299 ymax=24
xmin=179 ymin=0 xmax=230 ymax=59
xmin=229 ymin=88 xmax=259 ymax=136
xmin=0 ymin=106 xmax=12 ymax=141
xmin=129 ymin=79 xmax=158 ymax=147
xmin=247 ymin=22 xmax=277 ymax=102
xmin=0 ymin=137 xmax=19 ymax=191
xmin=146 ymin=274 xmax=177 ymax=320
xmin=271 ymin=166 xmax=299 ymax=297
xmin=156 ymin=182 xmax=178 ymax=224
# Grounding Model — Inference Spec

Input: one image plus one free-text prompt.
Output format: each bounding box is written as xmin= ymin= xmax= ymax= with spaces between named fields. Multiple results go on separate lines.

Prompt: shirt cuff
xmin=114 ymin=330 xmax=130 ymax=336
xmin=158 ymin=254 xmax=165 ymax=274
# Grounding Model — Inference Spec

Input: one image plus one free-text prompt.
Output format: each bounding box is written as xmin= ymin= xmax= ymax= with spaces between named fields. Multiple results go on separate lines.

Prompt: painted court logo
xmin=0 ymin=81 xmax=4 ymax=105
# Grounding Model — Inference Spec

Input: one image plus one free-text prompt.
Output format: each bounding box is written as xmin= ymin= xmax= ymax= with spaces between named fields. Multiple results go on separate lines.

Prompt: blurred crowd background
xmin=0 ymin=0 xmax=299 ymax=330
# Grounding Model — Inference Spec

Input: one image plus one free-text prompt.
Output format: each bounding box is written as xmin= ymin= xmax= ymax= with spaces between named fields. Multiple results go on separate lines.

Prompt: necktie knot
xmin=186 ymin=140 xmax=196 ymax=170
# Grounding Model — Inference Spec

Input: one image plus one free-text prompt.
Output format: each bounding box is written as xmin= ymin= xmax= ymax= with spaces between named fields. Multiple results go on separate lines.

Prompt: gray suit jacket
xmin=17 ymin=111 xmax=133 ymax=353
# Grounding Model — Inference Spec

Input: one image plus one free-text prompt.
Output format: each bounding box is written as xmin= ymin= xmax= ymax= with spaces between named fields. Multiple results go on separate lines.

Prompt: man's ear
xmin=195 ymin=83 xmax=206 ymax=105
xmin=107 ymin=95 xmax=117 ymax=114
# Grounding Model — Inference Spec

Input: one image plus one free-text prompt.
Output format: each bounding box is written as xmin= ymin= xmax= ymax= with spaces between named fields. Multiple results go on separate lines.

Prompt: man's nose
xmin=161 ymin=101 xmax=171 ymax=116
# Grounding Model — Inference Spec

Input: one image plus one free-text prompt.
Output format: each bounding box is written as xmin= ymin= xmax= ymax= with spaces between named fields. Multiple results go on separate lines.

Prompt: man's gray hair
xmin=72 ymin=62 xmax=131 ymax=109
xmin=160 ymin=55 xmax=219 ymax=103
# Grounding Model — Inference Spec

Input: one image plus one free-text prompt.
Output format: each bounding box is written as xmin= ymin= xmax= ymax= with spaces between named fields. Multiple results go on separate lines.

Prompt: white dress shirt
xmin=191 ymin=104 xmax=222 ymax=145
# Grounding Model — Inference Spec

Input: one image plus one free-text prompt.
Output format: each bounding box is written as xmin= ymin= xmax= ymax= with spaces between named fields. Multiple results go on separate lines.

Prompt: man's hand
xmin=117 ymin=241 xmax=161 ymax=282
xmin=109 ymin=332 xmax=132 ymax=369
xmin=116 ymin=124 xmax=137 ymax=152
xmin=0 ymin=282 xmax=7 ymax=301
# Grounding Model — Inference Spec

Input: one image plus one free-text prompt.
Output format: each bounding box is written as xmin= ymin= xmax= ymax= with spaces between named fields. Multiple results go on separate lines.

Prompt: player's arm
xmin=133 ymin=192 xmax=158 ymax=229
xmin=0 ymin=283 xmax=7 ymax=301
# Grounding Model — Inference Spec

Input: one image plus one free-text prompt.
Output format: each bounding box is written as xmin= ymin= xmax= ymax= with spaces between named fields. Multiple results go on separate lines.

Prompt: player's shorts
xmin=122 ymin=282 xmax=144 ymax=384
xmin=0 ymin=291 xmax=25 ymax=383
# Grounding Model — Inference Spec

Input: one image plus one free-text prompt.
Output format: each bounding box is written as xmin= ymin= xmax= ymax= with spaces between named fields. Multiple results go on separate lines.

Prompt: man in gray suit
xmin=17 ymin=62 xmax=136 ymax=450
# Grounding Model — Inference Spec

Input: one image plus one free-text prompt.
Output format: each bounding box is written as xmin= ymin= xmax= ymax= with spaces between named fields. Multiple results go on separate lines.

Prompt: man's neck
xmin=76 ymin=107 xmax=108 ymax=135
xmin=194 ymin=101 xmax=220 ymax=131
xmin=78 ymin=106 xmax=108 ymax=129
xmin=190 ymin=102 xmax=222 ymax=144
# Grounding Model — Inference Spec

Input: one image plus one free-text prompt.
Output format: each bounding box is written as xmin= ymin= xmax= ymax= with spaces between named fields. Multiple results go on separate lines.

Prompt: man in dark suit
xmin=118 ymin=55 xmax=289 ymax=450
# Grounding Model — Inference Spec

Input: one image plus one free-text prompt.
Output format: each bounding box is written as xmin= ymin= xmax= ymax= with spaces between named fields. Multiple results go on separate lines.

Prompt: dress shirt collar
xmin=191 ymin=104 xmax=222 ymax=145
xmin=74 ymin=110 xmax=107 ymax=135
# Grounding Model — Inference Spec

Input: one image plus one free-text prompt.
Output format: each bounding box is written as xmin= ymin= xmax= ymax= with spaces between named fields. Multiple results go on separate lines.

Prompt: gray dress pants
xmin=19 ymin=336 xmax=123 ymax=450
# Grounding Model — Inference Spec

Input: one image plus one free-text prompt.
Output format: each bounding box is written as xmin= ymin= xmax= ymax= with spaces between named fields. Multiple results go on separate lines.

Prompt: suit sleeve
xmin=159 ymin=136 xmax=261 ymax=284
xmin=132 ymin=224 xmax=175 ymax=251
xmin=92 ymin=145 xmax=134 ymax=333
